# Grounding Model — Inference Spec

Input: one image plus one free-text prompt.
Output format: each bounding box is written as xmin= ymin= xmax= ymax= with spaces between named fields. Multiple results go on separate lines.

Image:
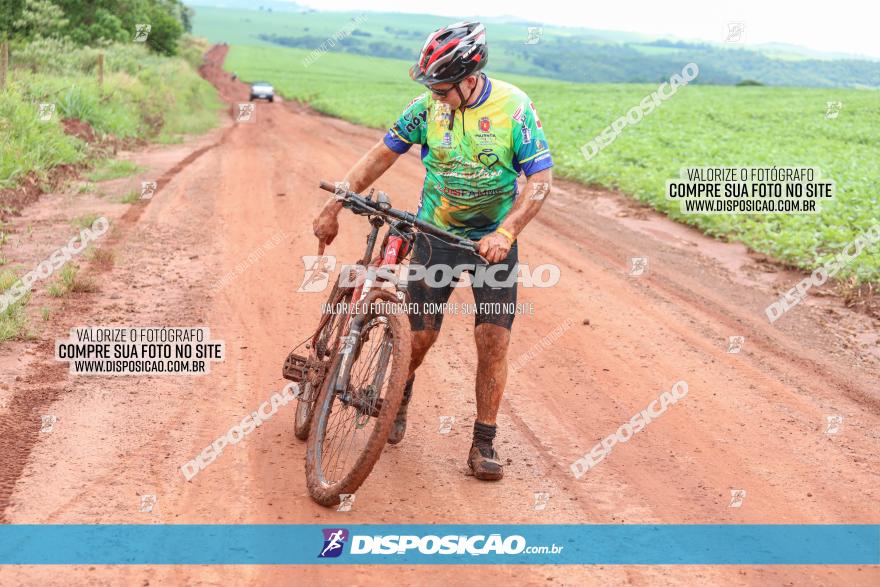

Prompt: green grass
xmin=155 ymin=71 xmax=224 ymax=143
xmin=224 ymin=44 xmax=880 ymax=283
xmin=120 ymin=189 xmax=141 ymax=204
xmin=86 ymin=159 xmax=143 ymax=182
xmin=0 ymin=87 xmax=85 ymax=190
xmin=86 ymin=247 xmax=115 ymax=269
xmin=192 ymin=8 xmax=879 ymax=87
xmin=47 ymin=263 xmax=96 ymax=297
xmin=46 ymin=265 xmax=71 ymax=297
xmin=0 ymin=269 xmax=30 ymax=342
xmin=0 ymin=37 xmax=223 ymax=197
xmin=71 ymin=213 xmax=102 ymax=229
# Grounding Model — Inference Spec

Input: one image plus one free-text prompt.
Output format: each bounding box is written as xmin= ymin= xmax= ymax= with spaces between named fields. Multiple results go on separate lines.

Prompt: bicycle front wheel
xmin=305 ymin=290 xmax=411 ymax=507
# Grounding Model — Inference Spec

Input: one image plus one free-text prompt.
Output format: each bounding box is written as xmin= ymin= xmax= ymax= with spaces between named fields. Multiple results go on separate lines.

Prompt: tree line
xmin=0 ymin=0 xmax=192 ymax=55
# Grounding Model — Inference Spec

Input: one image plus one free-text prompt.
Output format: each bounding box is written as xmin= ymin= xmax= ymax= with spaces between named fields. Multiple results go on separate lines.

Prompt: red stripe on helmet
xmin=426 ymin=38 xmax=461 ymax=70
xmin=420 ymin=41 xmax=438 ymax=71
xmin=420 ymin=29 xmax=449 ymax=71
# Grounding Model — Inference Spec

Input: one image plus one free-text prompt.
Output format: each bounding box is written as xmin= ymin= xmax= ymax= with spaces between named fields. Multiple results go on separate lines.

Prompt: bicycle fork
xmin=334 ymin=314 xmax=394 ymax=418
xmin=331 ymin=217 xmax=405 ymax=413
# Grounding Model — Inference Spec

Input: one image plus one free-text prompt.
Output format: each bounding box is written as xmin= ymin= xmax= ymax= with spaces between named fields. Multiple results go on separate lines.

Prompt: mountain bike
xmin=283 ymin=181 xmax=484 ymax=506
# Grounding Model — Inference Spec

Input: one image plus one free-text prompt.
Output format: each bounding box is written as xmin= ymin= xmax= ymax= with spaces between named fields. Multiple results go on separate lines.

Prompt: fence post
xmin=1 ymin=41 xmax=8 ymax=90
xmin=97 ymin=52 xmax=104 ymax=91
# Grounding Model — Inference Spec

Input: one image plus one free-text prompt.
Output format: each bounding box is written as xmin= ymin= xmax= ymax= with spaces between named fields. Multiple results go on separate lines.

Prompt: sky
xmin=293 ymin=0 xmax=880 ymax=59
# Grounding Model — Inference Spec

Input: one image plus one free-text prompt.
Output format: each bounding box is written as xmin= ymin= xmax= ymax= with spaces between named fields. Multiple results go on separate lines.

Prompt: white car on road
xmin=249 ymin=81 xmax=274 ymax=102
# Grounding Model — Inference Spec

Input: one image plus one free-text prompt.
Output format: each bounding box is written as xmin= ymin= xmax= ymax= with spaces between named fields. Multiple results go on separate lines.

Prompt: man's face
xmin=428 ymin=75 xmax=478 ymax=109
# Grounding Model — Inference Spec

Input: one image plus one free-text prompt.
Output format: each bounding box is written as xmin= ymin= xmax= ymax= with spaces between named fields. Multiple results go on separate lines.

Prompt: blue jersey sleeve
xmin=383 ymin=93 xmax=430 ymax=154
xmin=513 ymin=98 xmax=553 ymax=176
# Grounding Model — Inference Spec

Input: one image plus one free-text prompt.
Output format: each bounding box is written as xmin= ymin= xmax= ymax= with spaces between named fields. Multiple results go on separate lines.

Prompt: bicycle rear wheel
xmin=293 ymin=283 xmax=351 ymax=441
xmin=305 ymin=289 xmax=411 ymax=506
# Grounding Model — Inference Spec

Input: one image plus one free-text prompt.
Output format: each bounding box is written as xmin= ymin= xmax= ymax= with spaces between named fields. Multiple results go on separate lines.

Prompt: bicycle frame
xmin=331 ymin=220 xmax=409 ymax=394
xmin=310 ymin=180 xmax=481 ymax=398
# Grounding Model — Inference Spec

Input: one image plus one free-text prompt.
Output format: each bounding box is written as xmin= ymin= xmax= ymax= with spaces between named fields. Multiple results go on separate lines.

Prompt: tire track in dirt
xmin=0 ymin=339 xmax=69 ymax=522
xmin=537 ymin=204 xmax=879 ymax=411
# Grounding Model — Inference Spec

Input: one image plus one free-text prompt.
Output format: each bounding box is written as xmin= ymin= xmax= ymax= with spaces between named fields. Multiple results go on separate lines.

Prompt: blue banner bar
xmin=1 ymin=525 xmax=877 ymax=565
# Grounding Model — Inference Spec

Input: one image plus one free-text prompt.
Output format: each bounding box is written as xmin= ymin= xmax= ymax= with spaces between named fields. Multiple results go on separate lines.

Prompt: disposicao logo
xmin=319 ymin=528 xmax=349 ymax=558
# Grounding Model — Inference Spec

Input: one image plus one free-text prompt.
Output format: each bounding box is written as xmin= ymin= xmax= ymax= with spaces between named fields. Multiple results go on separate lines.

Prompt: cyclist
xmin=313 ymin=21 xmax=553 ymax=481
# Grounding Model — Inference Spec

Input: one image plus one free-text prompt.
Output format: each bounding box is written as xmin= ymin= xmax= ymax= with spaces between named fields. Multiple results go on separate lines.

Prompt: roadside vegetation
xmin=0 ymin=37 xmax=222 ymax=197
xmin=1 ymin=1 xmax=222 ymax=201
xmin=86 ymin=159 xmax=143 ymax=182
xmin=0 ymin=0 xmax=222 ymax=342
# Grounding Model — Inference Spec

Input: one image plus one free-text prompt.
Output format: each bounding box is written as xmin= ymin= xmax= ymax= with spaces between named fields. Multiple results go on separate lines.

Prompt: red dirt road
xmin=0 ymin=45 xmax=878 ymax=585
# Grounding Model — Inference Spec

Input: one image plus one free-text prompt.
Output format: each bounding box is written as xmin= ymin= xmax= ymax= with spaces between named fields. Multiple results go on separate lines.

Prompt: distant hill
xmin=752 ymin=42 xmax=877 ymax=62
xmin=188 ymin=5 xmax=880 ymax=88
xmin=187 ymin=0 xmax=308 ymax=12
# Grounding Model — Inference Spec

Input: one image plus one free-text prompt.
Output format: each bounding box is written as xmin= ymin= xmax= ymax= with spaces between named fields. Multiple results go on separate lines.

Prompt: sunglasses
xmin=428 ymin=83 xmax=457 ymax=98
xmin=427 ymin=73 xmax=482 ymax=98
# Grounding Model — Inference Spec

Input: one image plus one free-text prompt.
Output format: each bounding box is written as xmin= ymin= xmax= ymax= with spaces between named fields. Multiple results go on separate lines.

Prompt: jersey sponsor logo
xmin=433 ymin=101 xmax=452 ymax=123
xmin=441 ymin=131 xmax=453 ymax=148
xmin=512 ymin=105 xmax=525 ymax=123
xmin=529 ymin=101 xmax=543 ymax=128
xmin=475 ymin=132 xmax=496 ymax=145
xmin=477 ymin=149 xmax=500 ymax=169
xmin=479 ymin=116 xmax=491 ymax=132
xmin=405 ymin=93 xmax=426 ymax=110
xmin=532 ymin=152 xmax=551 ymax=165
xmin=535 ymin=139 xmax=546 ymax=151
xmin=521 ymin=125 xmax=532 ymax=145
xmin=435 ymin=165 xmax=501 ymax=181
xmin=403 ymin=110 xmax=428 ymax=133
xmin=440 ymin=185 xmax=507 ymax=199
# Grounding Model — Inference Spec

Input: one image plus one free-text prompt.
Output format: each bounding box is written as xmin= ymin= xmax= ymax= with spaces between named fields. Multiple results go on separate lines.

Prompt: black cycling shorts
xmin=406 ymin=234 xmax=518 ymax=332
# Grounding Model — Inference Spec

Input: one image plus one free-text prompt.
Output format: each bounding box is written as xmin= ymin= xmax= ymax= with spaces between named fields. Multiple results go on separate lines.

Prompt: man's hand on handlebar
xmin=478 ymin=231 xmax=513 ymax=264
xmin=316 ymin=180 xmax=498 ymax=263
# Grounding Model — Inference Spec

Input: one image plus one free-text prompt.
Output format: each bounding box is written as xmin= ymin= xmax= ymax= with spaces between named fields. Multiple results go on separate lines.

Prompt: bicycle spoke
xmin=316 ymin=317 xmax=395 ymax=486
xmin=326 ymin=407 xmax=356 ymax=478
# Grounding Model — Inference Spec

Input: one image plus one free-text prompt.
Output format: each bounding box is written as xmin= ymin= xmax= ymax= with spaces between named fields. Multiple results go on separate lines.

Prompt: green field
xmin=223 ymin=42 xmax=880 ymax=283
xmin=192 ymin=7 xmax=577 ymax=76
xmin=193 ymin=7 xmax=880 ymax=87
xmin=190 ymin=7 xmax=645 ymax=49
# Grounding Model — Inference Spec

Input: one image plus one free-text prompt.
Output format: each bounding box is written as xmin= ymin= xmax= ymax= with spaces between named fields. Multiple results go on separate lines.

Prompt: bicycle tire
xmin=305 ymin=289 xmax=411 ymax=506
xmin=294 ymin=284 xmax=351 ymax=441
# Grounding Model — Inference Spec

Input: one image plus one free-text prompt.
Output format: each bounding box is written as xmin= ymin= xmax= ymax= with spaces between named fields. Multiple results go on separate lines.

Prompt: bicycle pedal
xmin=282 ymin=352 xmax=309 ymax=382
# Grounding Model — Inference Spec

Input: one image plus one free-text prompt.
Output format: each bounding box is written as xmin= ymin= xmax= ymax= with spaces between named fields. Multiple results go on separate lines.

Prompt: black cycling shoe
xmin=387 ymin=376 xmax=414 ymax=445
xmin=467 ymin=445 xmax=504 ymax=481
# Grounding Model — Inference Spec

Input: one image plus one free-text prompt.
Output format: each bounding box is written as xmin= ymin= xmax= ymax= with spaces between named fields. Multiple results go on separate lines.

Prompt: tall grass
xmin=0 ymin=268 xmax=30 ymax=342
xmin=0 ymin=88 xmax=84 ymax=190
xmin=0 ymin=36 xmax=223 ymax=192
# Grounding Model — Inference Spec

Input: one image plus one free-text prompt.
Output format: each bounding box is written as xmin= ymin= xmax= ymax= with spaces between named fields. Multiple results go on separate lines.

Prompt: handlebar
xmin=319 ymin=181 xmax=483 ymax=257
